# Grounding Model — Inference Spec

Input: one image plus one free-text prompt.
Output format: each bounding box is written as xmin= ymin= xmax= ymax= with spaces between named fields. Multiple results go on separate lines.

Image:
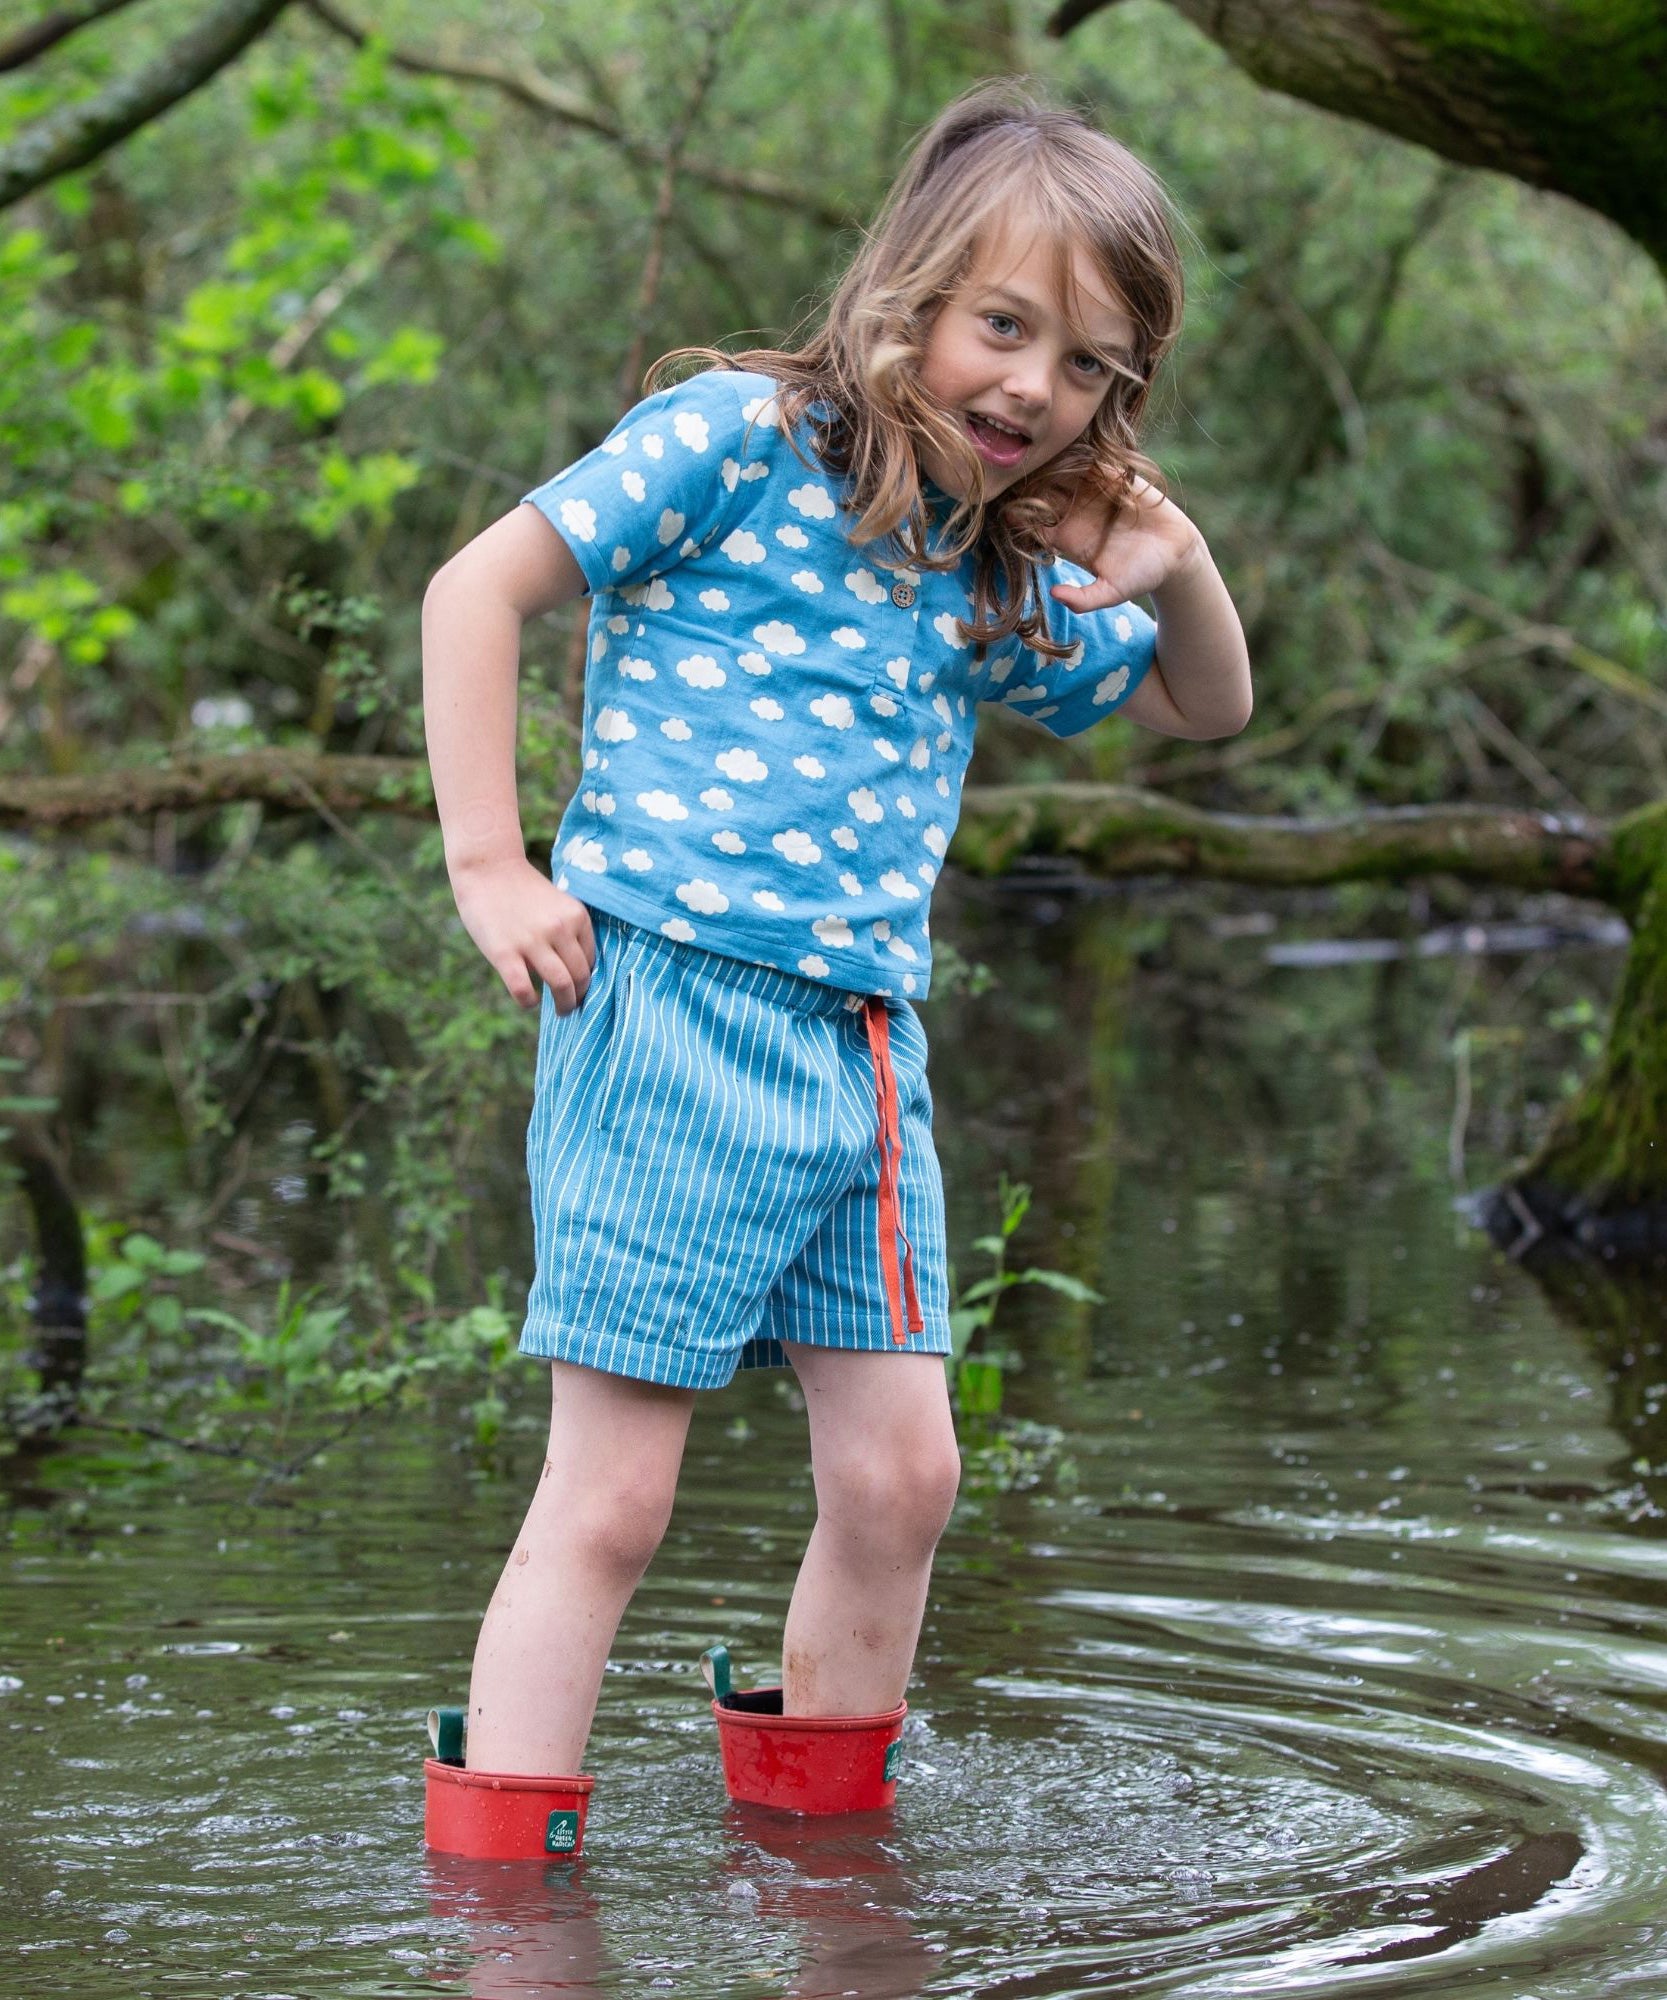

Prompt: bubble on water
xmin=125 ymin=1674 xmax=149 ymax=1691
xmin=0 ymin=1676 xmax=22 ymax=1694
xmin=270 ymin=1705 xmax=296 ymax=1719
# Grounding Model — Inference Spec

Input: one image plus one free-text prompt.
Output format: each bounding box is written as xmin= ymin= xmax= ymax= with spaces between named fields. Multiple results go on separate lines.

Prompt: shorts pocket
xmin=595 ymin=966 xmax=638 ymax=1131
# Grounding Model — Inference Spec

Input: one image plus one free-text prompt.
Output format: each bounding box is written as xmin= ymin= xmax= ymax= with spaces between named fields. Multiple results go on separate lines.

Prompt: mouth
xmin=964 ymin=411 xmax=1031 ymax=471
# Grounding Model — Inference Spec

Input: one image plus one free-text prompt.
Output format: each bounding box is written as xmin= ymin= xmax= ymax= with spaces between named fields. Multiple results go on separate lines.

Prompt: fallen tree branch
xmin=0 ymin=748 xmax=1616 ymax=903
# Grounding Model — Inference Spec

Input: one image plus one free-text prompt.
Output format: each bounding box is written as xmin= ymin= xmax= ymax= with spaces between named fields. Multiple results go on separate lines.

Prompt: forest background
xmin=2 ymin=0 xmax=1664 ymax=1472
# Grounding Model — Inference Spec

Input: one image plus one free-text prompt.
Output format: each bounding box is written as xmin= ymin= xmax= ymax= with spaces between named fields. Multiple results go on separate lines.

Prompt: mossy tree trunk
xmin=1050 ymin=0 xmax=1667 ymax=270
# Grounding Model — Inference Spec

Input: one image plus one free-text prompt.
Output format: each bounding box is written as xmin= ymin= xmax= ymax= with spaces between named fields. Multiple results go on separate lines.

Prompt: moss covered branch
xmin=1051 ymin=0 xmax=1667 ymax=268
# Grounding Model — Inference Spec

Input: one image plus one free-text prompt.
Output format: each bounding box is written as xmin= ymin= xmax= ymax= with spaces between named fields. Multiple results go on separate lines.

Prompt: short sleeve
xmin=980 ymin=559 xmax=1156 ymax=738
xmin=520 ymin=369 xmax=759 ymax=597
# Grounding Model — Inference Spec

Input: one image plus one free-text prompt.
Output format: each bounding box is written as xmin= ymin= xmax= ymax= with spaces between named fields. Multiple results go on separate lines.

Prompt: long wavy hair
xmin=652 ymin=80 xmax=1185 ymax=659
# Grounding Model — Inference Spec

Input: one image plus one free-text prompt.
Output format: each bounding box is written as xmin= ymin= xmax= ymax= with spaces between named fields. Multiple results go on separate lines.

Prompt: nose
xmin=1000 ymin=356 xmax=1052 ymax=415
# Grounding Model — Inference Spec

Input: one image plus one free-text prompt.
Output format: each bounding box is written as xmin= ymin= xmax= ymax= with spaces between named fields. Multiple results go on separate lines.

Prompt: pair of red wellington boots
xmin=423 ymin=1645 xmax=907 ymax=1862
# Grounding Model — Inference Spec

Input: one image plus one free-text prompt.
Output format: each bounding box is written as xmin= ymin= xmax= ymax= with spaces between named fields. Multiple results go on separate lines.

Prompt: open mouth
xmin=965 ymin=412 xmax=1031 ymax=469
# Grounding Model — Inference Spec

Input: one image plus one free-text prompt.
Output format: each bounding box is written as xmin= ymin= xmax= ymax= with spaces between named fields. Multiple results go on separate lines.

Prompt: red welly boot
xmin=702 ymin=1648 xmax=907 ymax=1815
xmin=422 ymin=1707 xmax=596 ymax=1860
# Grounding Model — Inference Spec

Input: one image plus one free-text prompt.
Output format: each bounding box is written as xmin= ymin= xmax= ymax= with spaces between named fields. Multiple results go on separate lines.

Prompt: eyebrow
xmin=976 ymin=283 xmax=1134 ymax=363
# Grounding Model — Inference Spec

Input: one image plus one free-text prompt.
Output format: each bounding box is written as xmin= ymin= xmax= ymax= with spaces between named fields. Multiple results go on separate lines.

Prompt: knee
xmin=817 ymin=1427 xmax=961 ymax=1564
xmin=558 ymin=1462 xmax=678 ymax=1584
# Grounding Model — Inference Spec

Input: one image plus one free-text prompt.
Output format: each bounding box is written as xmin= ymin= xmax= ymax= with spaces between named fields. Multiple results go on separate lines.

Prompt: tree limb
xmin=298 ymin=0 xmax=853 ymax=231
xmin=1049 ymin=0 xmax=1667 ymax=268
xmin=0 ymin=0 xmax=297 ymax=213
xmin=0 ymin=749 xmax=1616 ymax=902
xmin=0 ymin=0 xmax=151 ymax=75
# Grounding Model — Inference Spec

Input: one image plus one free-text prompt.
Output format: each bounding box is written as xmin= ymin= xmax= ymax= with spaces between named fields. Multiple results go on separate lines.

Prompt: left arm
xmin=1048 ymin=481 xmax=1252 ymax=741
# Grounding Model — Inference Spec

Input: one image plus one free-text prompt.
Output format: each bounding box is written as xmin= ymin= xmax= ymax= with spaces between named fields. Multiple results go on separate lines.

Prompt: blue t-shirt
xmin=522 ymin=367 xmax=1154 ymax=999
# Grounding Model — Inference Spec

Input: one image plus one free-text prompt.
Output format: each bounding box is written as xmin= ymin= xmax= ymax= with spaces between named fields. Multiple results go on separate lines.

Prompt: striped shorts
xmin=519 ymin=909 xmax=953 ymax=1389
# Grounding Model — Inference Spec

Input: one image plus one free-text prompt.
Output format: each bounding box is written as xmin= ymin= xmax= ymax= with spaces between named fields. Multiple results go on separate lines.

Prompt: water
xmin=6 ymin=884 xmax=1667 ymax=1996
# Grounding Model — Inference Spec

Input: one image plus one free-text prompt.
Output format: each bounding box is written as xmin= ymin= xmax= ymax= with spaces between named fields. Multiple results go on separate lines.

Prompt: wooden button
xmin=891 ymin=582 xmax=916 ymax=608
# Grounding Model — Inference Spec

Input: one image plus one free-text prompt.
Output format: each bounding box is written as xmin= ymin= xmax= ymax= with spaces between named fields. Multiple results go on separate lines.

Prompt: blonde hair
xmin=654 ymin=80 xmax=1185 ymax=658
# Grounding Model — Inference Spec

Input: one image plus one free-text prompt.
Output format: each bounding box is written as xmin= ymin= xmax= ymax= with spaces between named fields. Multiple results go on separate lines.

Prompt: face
xmin=915 ymin=227 xmax=1136 ymax=501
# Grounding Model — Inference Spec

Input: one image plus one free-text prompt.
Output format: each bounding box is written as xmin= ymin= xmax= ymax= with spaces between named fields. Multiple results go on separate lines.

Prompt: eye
xmin=984 ymin=312 xmax=1021 ymax=339
xmin=1071 ymin=352 xmax=1108 ymax=378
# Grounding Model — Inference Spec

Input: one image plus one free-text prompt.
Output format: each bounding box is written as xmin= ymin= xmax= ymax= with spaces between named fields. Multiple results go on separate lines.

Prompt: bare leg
xmin=466 ymin=1358 xmax=696 ymax=1774
xmin=779 ymin=1346 xmax=961 ymax=1716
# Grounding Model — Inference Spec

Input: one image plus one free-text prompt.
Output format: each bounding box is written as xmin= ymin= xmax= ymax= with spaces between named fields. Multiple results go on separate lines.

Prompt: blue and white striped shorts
xmin=520 ymin=909 xmax=953 ymax=1389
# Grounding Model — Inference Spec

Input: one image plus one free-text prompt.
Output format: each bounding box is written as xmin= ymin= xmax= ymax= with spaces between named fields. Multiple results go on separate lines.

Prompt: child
xmin=421 ymin=80 xmax=1250 ymax=1843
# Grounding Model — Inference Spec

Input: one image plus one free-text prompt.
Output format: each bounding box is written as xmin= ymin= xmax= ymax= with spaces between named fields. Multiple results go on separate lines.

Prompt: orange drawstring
xmin=862 ymin=997 xmax=924 ymax=1345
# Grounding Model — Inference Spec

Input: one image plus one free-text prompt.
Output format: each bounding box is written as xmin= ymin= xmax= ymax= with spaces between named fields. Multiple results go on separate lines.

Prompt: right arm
xmin=422 ymin=505 xmax=595 ymax=1011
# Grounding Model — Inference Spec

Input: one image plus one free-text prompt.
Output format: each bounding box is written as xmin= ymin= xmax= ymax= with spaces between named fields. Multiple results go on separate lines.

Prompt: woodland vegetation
xmin=2 ymin=0 xmax=1665 ymax=1455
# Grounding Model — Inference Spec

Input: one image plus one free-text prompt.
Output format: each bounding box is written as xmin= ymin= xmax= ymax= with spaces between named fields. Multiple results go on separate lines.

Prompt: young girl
xmin=421 ymin=80 xmax=1250 ymax=1842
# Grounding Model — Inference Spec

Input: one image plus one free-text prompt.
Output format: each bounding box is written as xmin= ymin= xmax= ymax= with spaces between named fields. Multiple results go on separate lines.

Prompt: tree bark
xmin=0 ymin=0 xmax=152 ymax=75
xmin=0 ymin=748 xmax=1612 ymax=897
xmin=1049 ymin=0 xmax=1667 ymax=270
xmin=0 ymin=0 xmax=297 ymax=214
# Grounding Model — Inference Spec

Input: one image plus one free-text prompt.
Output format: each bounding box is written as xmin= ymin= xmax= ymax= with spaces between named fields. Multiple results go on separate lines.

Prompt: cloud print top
xmin=522 ymin=367 xmax=1155 ymax=999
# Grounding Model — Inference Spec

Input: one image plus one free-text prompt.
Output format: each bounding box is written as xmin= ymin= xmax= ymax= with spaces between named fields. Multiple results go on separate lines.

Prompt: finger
xmin=1050 ymin=578 xmax=1134 ymax=614
xmin=494 ymin=954 xmax=538 ymax=1010
xmin=542 ymin=933 xmax=593 ymax=1012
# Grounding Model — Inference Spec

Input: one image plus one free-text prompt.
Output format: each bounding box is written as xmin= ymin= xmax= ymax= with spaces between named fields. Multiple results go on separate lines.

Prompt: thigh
xmin=529 ymin=1359 xmax=698 ymax=1526
xmin=786 ymin=1343 xmax=957 ymax=1490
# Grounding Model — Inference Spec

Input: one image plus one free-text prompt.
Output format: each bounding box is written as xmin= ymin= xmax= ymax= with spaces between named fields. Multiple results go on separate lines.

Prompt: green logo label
xmin=883 ymin=1740 xmax=903 ymax=1782
xmin=545 ymin=1809 xmax=580 ymax=1853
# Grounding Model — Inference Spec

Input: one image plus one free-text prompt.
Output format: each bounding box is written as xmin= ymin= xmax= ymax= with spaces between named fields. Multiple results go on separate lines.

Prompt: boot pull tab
xmin=700 ymin=1646 xmax=732 ymax=1701
xmin=427 ymin=1705 xmax=466 ymax=1764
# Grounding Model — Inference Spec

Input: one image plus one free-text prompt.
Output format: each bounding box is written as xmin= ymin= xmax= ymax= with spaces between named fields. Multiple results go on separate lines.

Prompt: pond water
xmin=5 ymin=884 xmax=1667 ymax=1997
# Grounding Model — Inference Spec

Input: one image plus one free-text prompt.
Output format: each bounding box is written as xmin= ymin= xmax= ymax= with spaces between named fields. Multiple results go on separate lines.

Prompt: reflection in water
xmin=6 ymin=889 xmax=1667 ymax=1995
xmin=428 ymin=1816 xmax=930 ymax=2000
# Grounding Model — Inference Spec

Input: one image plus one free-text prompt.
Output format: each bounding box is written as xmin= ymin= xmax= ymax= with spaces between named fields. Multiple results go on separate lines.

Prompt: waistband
xmin=589 ymin=908 xmax=886 ymax=1020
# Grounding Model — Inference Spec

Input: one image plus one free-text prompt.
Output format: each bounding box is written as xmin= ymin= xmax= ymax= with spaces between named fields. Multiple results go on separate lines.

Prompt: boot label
xmin=545 ymin=1810 xmax=580 ymax=1853
xmin=883 ymin=1740 xmax=903 ymax=1782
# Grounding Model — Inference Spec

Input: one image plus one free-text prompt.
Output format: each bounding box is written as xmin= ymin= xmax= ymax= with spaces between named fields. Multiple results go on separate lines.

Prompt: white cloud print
xmin=676 ymin=654 xmax=725 ymax=689
xmin=699 ymin=588 xmax=730 ymax=611
xmin=660 ymin=717 xmax=692 ymax=741
xmin=700 ymin=786 xmax=734 ymax=810
xmin=637 ymin=789 xmax=688 ymax=820
xmin=923 ymin=824 xmax=949 ymax=857
xmin=830 ymin=826 xmax=859 ymax=851
xmin=619 ymin=655 xmax=655 ymax=681
xmin=676 ymin=877 xmax=729 ymax=915
xmin=563 ymin=835 xmax=607 ymax=873
xmin=722 ymin=528 xmax=766 ymax=565
xmin=1094 ymin=666 xmax=1131 ymax=705
xmin=737 ymin=651 xmax=771 ymax=675
xmin=716 ymin=747 xmax=768 ymax=782
xmin=813 ymin=915 xmax=855 ymax=948
xmin=774 ymin=829 xmax=822 ymax=866
xmin=673 ymin=411 xmax=710 ymax=451
xmin=848 ymin=787 xmax=883 ymax=823
xmin=753 ymin=620 xmax=805 ymax=655
xmin=661 ymin=917 xmax=696 ymax=941
xmin=798 ymin=954 xmax=830 ymax=977
xmin=879 ymin=869 xmax=921 ymax=900
xmin=621 ymin=470 xmax=646 ymax=502
xmin=657 ymin=509 xmax=685 ymax=546
xmin=793 ymin=754 xmax=825 ymax=778
xmin=933 ymin=610 xmax=970 ymax=648
xmin=622 ymin=848 xmax=652 ymax=871
xmin=741 ymin=393 xmax=781 ymax=427
xmin=752 ymin=889 xmax=785 ymax=911
xmin=712 ymin=829 xmax=746 ymax=854
xmin=558 ymin=497 xmax=597 ymax=543
xmin=790 ymin=571 xmax=824 ymax=594
xmin=831 ymin=627 xmax=865 ymax=650
xmin=750 ymin=697 xmax=784 ymax=721
xmin=788 ymin=483 xmax=836 ymax=520
xmin=845 ymin=568 xmax=886 ymax=604
xmin=775 ymin=524 xmax=809 ymax=550
xmin=594 ymin=706 xmax=635 ymax=742
xmin=811 ymin=693 xmax=854 ymax=730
